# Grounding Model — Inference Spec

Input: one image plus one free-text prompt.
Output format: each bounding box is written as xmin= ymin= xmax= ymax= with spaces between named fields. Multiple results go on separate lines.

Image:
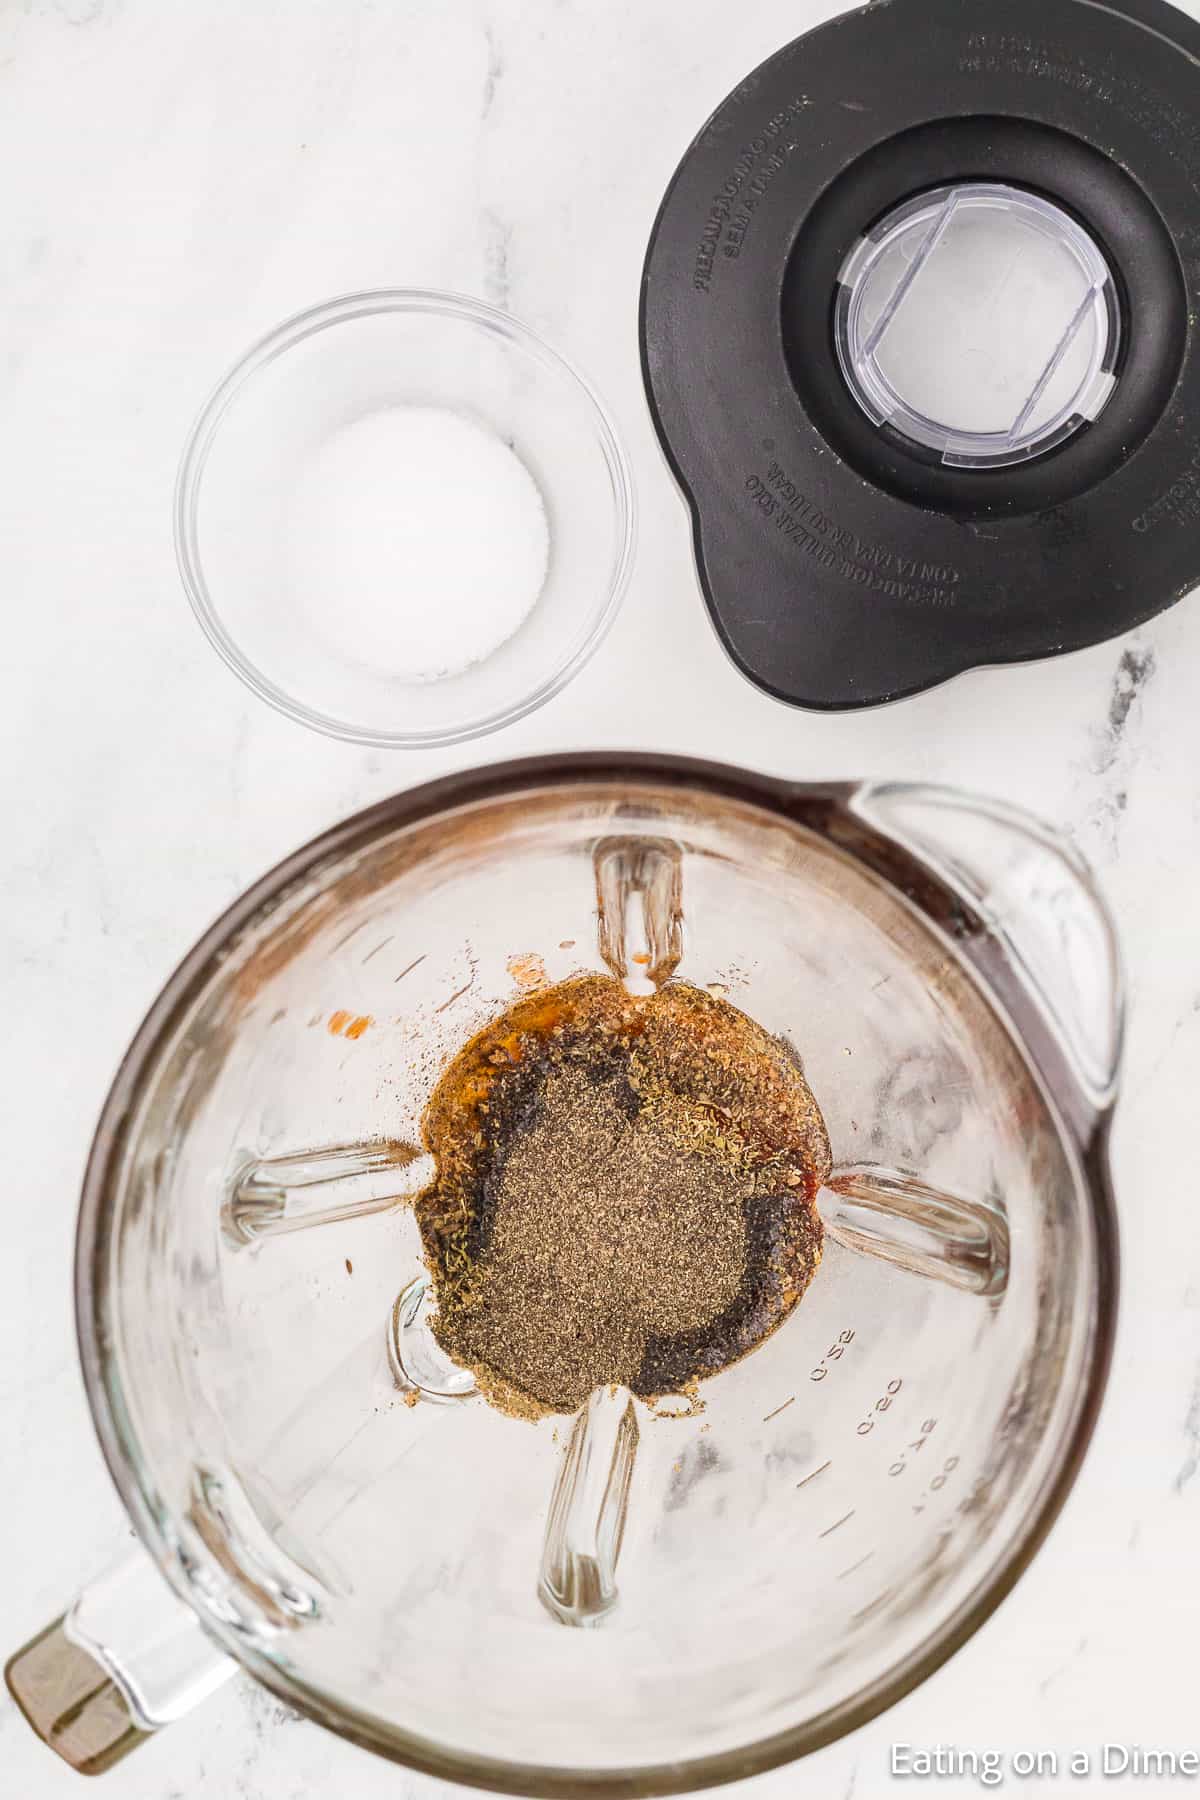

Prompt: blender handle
xmin=850 ymin=782 xmax=1125 ymax=1132
xmin=5 ymin=1551 xmax=235 ymax=1774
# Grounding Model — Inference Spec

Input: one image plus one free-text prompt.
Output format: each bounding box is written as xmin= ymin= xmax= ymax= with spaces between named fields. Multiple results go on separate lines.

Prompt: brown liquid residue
xmin=414 ymin=975 xmax=830 ymax=1419
xmin=506 ymin=952 xmax=549 ymax=991
xmin=328 ymin=1010 xmax=372 ymax=1039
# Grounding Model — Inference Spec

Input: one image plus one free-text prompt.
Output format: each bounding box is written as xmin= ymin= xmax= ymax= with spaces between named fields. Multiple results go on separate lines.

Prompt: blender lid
xmin=640 ymin=0 xmax=1200 ymax=710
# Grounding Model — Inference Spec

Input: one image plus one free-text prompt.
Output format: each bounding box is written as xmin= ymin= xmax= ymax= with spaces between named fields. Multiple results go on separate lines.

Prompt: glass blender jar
xmin=7 ymin=756 xmax=1121 ymax=1792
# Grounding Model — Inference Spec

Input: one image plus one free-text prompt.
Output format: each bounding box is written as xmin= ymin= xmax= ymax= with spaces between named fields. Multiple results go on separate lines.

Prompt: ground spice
xmin=414 ymin=975 xmax=830 ymax=1419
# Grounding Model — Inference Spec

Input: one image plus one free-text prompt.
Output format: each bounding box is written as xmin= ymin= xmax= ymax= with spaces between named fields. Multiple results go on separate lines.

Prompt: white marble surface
xmin=3 ymin=2 xmax=1200 ymax=1796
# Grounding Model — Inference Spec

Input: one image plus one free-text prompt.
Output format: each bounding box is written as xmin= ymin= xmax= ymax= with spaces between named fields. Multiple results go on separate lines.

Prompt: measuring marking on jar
xmin=810 ymin=1327 xmax=857 ymax=1382
xmin=857 ymin=1378 xmax=904 ymax=1435
xmin=888 ymin=1420 xmax=942 ymax=1478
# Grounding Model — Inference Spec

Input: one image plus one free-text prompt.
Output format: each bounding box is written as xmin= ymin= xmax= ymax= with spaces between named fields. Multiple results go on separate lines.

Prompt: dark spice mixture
xmin=414 ymin=975 xmax=830 ymax=1418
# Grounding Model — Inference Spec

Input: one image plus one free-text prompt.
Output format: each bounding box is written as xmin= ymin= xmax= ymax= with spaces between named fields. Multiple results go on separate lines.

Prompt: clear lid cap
xmin=836 ymin=182 xmax=1121 ymax=470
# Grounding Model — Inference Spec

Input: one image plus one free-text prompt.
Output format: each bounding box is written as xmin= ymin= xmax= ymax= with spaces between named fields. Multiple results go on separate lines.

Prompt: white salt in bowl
xmin=175 ymin=291 xmax=635 ymax=746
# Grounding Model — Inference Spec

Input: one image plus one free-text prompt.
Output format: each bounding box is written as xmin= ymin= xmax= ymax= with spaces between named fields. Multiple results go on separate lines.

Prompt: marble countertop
xmin=3 ymin=2 xmax=1199 ymax=1796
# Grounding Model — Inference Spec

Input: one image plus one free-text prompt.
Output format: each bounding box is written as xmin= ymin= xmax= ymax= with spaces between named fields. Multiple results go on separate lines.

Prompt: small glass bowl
xmin=174 ymin=291 xmax=635 ymax=747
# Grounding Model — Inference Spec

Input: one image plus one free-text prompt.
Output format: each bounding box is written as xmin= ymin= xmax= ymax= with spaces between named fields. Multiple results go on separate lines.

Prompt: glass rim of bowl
xmin=173 ymin=288 xmax=637 ymax=748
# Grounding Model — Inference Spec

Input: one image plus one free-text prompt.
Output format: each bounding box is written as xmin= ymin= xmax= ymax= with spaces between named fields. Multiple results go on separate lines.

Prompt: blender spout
xmin=851 ymin=783 xmax=1125 ymax=1131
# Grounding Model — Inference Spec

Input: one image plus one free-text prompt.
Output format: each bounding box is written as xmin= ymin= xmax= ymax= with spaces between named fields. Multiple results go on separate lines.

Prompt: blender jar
xmin=7 ymin=757 xmax=1121 ymax=1792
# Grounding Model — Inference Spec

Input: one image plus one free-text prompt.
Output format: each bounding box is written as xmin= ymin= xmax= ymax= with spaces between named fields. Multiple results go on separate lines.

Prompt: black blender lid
xmin=640 ymin=0 xmax=1200 ymax=710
